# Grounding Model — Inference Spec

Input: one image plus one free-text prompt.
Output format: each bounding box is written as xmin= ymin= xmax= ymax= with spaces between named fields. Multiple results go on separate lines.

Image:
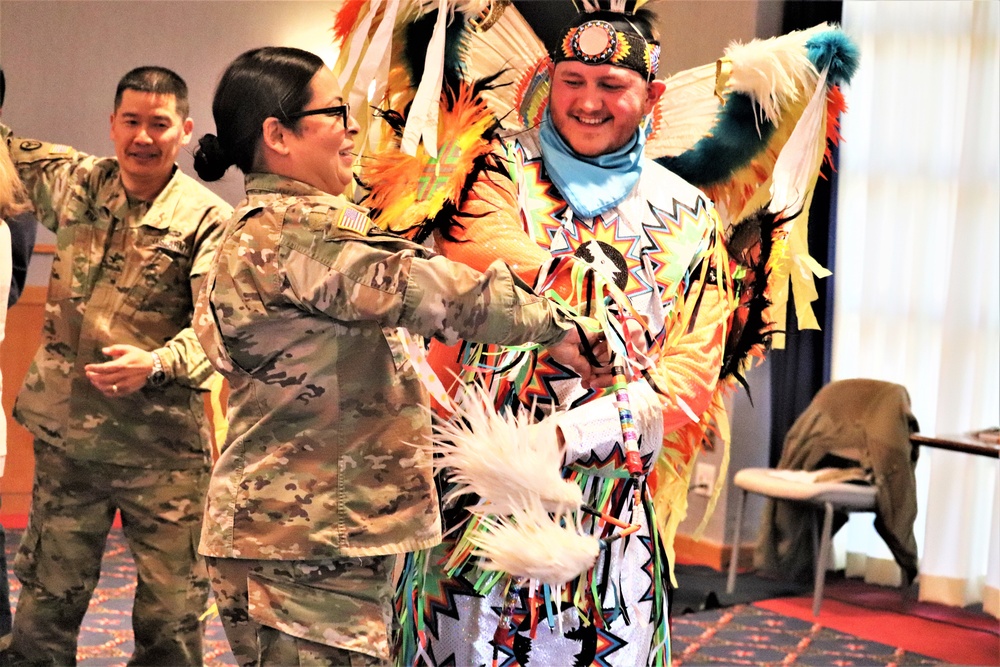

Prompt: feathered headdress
xmin=329 ymin=0 xmax=860 ymax=379
xmin=552 ymin=0 xmax=660 ymax=80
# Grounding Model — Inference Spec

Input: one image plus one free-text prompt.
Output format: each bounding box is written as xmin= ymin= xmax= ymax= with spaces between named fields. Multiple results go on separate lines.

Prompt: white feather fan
xmin=433 ymin=384 xmax=583 ymax=515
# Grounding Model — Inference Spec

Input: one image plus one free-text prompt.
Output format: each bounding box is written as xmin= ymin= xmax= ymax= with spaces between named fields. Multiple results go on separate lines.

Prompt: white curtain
xmin=832 ymin=1 xmax=1000 ymax=616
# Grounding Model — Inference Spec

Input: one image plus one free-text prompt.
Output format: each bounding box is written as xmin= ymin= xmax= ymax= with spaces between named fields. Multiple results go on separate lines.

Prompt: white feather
xmin=723 ymin=24 xmax=828 ymax=125
xmin=468 ymin=505 xmax=601 ymax=586
xmin=769 ymin=69 xmax=829 ymax=214
xmin=432 ymin=384 xmax=583 ymax=515
xmin=646 ymin=62 xmax=720 ymax=159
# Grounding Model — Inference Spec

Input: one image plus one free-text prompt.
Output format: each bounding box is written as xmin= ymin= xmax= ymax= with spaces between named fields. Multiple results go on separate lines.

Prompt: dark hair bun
xmin=193 ymin=133 xmax=234 ymax=182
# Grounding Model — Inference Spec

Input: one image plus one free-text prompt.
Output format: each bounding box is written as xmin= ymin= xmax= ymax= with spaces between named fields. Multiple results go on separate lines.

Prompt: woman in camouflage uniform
xmin=191 ymin=46 xmax=609 ymax=667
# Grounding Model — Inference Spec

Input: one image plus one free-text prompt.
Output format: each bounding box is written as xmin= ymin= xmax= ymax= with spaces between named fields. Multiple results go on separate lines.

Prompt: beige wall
xmin=1 ymin=1 xmax=347 ymax=209
xmin=658 ymin=0 xmax=784 ymax=75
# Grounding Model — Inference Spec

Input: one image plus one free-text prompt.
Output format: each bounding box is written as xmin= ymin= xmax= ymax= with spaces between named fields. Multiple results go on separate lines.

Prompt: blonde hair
xmin=0 ymin=142 xmax=29 ymax=219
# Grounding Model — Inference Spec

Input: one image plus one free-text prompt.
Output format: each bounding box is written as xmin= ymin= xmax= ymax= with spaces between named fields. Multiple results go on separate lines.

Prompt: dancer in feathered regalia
xmin=332 ymin=1 xmax=858 ymax=665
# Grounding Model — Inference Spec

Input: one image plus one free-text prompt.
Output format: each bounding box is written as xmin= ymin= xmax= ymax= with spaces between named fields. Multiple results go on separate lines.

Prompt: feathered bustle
xmin=659 ymin=92 xmax=776 ymax=188
xmin=719 ymin=205 xmax=794 ymax=390
xmin=360 ymin=80 xmax=500 ymax=234
xmin=723 ymin=26 xmax=821 ymax=125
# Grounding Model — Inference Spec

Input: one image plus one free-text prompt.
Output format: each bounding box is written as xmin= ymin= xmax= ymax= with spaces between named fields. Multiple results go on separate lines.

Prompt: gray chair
xmin=726 ymin=379 xmax=920 ymax=615
xmin=726 ymin=467 xmax=877 ymax=616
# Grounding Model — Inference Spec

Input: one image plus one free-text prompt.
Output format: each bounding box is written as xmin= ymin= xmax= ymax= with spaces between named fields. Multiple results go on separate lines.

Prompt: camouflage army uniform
xmin=194 ymin=173 xmax=582 ymax=666
xmin=2 ymin=127 xmax=231 ymax=665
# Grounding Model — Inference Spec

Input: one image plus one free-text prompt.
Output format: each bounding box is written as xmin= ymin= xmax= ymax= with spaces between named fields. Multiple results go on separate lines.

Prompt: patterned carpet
xmin=672 ymin=604 xmax=941 ymax=666
xmin=3 ymin=528 xmax=947 ymax=666
xmin=4 ymin=527 xmax=237 ymax=666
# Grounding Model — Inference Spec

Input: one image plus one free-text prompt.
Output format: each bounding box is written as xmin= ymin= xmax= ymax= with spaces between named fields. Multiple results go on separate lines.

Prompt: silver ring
xmin=112 ymin=384 xmax=118 ymax=394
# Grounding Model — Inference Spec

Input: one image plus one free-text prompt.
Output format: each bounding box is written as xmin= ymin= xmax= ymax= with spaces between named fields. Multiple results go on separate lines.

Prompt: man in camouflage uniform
xmin=1 ymin=66 xmax=231 ymax=665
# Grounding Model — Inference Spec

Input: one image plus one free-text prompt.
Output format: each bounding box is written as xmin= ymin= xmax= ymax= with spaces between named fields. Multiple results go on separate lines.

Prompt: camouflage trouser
xmin=9 ymin=441 xmax=210 ymax=666
xmin=206 ymin=555 xmax=395 ymax=667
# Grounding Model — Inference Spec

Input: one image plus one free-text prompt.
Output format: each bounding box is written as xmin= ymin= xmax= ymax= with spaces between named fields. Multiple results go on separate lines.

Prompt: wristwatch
xmin=147 ymin=350 xmax=168 ymax=388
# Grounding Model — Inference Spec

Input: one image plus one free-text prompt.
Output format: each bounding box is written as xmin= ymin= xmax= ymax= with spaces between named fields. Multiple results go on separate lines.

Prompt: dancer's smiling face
xmin=548 ymin=60 xmax=662 ymax=157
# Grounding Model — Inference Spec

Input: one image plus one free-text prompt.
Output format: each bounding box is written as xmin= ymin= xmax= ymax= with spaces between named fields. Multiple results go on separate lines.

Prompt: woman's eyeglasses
xmin=283 ymin=103 xmax=350 ymax=127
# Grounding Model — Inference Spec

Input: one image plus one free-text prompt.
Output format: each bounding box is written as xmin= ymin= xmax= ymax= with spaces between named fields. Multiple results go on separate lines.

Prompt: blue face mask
xmin=538 ymin=107 xmax=648 ymax=219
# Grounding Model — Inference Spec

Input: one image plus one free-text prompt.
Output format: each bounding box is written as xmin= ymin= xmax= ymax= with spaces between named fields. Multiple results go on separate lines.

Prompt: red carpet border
xmin=756 ymin=596 xmax=1000 ymax=667
xmin=824 ymin=576 xmax=1000 ymax=638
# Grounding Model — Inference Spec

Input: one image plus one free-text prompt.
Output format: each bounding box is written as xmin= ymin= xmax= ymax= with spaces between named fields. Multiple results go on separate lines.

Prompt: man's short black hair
xmin=114 ymin=66 xmax=189 ymax=118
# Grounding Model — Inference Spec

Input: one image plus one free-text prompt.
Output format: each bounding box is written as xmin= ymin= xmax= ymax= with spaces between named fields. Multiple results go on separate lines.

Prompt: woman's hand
xmin=545 ymin=326 xmax=615 ymax=389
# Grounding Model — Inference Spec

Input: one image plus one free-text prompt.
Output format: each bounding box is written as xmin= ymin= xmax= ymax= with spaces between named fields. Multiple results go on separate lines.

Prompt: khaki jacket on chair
xmin=755 ymin=379 xmax=920 ymax=583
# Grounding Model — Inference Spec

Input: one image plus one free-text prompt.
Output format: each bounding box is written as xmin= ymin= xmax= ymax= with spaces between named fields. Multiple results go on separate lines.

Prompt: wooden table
xmin=911 ymin=432 xmax=1000 ymax=458
xmin=912 ymin=431 xmax=999 ymax=617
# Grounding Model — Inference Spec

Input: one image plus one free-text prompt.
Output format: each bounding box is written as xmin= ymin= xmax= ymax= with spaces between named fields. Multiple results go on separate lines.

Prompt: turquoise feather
xmin=656 ymin=28 xmax=859 ymax=189
xmin=807 ymin=29 xmax=861 ymax=85
xmin=658 ymin=92 xmax=776 ymax=188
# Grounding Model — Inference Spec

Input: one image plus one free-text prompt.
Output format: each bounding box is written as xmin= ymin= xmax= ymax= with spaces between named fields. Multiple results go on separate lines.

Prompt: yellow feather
xmin=363 ymin=84 xmax=498 ymax=233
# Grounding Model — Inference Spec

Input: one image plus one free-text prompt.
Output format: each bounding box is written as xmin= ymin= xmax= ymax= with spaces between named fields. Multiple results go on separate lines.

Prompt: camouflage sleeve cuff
xmin=158 ymin=328 xmax=219 ymax=391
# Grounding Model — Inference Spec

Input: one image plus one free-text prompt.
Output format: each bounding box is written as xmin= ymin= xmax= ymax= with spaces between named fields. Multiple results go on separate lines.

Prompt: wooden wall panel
xmin=2 ymin=285 xmax=46 ymax=526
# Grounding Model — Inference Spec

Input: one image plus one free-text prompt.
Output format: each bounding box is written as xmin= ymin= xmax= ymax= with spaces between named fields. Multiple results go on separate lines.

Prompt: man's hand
xmin=546 ymin=325 xmax=614 ymax=389
xmin=623 ymin=316 xmax=655 ymax=372
xmin=84 ymin=344 xmax=156 ymax=398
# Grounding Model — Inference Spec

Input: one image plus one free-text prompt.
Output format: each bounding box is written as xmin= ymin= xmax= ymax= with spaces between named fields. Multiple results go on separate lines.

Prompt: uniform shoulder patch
xmin=16 ymin=140 xmax=72 ymax=157
xmin=333 ymin=204 xmax=373 ymax=237
xmin=285 ymin=200 xmax=373 ymax=240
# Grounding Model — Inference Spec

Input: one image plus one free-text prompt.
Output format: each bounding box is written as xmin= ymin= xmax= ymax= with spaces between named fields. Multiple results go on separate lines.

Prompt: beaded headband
xmin=554 ymin=15 xmax=660 ymax=80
